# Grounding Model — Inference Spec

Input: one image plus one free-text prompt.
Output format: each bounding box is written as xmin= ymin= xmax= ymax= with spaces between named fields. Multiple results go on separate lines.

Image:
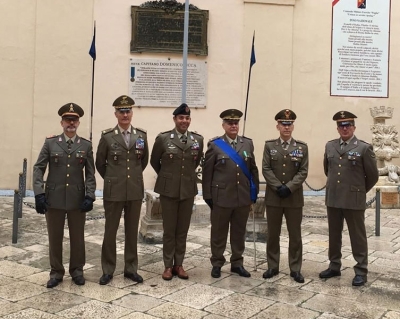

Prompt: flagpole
xmin=89 ymin=21 xmax=96 ymax=142
xmin=242 ymin=31 xmax=256 ymax=136
xmin=181 ymin=0 xmax=189 ymax=103
xmin=242 ymin=31 xmax=257 ymax=272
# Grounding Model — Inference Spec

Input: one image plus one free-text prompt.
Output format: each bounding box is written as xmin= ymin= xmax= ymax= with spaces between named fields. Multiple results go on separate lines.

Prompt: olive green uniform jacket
xmin=151 ymin=129 xmax=204 ymax=199
xmin=202 ymin=135 xmax=259 ymax=207
xmin=33 ymin=134 xmax=96 ymax=207
xmin=262 ymin=138 xmax=308 ymax=207
xmin=96 ymin=125 xmax=148 ymax=201
xmin=324 ymin=136 xmax=379 ymax=209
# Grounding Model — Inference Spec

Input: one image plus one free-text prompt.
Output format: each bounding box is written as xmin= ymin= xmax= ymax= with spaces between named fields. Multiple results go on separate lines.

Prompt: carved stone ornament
xmin=371 ymin=124 xmax=400 ymax=161
xmin=140 ymin=0 xmax=199 ymax=13
xmin=370 ymin=106 xmax=400 ymax=184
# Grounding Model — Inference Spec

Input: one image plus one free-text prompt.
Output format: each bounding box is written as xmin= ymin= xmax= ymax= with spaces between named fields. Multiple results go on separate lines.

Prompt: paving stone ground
xmin=1 ymin=195 xmax=400 ymax=319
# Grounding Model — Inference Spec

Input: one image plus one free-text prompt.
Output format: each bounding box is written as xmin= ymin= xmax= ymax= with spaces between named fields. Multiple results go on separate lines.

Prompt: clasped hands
xmin=35 ymin=194 xmax=94 ymax=214
xmin=276 ymin=185 xmax=291 ymax=198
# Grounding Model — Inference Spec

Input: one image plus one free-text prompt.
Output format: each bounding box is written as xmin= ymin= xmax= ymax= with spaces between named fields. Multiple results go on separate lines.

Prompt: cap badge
xmin=69 ymin=104 xmax=75 ymax=112
xmin=284 ymin=110 xmax=291 ymax=119
xmin=340 ymin=111 xmax=345 ymax=118
xmin=121 ymin=96 xmax=128 ymax=105
xmin=185 ymin=106 xmax=190 ymax=113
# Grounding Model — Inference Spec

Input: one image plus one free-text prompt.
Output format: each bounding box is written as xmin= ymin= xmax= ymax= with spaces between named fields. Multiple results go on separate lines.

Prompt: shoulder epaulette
xmin=242 ymin=136 xmax=253 ymax=140
xmin=102 ymin=128 xmax=114 ymax=135
xmin=295 ymin=139 xmax=307 ymax=145
xmin=46 ymin=135 xmax=57 ymax=139
xmin=80 ymin=137 xmax=92 ymax=143
xmin=155 ymin=130 xmax=171 ymax=139
xmin=135 ymin=127 xmax=147 ymax=134
xmin=265 ymin=139 xmax=276 ymax=143
xmin=327 ymin=139 xmax=337 ymax=143
xmin=191 ymin=131 xmax=203 ymax=137
xmin=358 ymin=139 xmax=371 ymax=145
xmin=209 ymin=136 xmax=220 ymax=142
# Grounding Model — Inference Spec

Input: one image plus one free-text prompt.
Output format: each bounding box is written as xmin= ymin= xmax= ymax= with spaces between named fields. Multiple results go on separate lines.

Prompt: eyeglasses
xmin=225 ymin=121 xmax=239 ymax=126
xmin=338 ymin=125 xmax=353 ymax=130
xmin=63 ymin=118 xmax=78 ymax=123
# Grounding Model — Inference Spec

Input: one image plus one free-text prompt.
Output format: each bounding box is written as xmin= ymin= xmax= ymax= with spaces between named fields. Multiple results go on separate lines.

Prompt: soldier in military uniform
xmin=150 ymin=103 xmax=204 ymax=280
xmin=262 ymin=109 xmax=308 ymax=283
xmin=33 ymin=103 xmax=96 ymax=288
xmin=319 ymin=111 xmax=379 ymax=286
xmin=96 ymin=95 xmax=149 ymax=285
xmin=202 ymin=109 xmax=259 ymax=278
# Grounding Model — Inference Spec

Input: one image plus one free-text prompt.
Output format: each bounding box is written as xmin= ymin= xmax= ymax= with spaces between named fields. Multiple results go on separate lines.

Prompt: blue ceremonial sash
xmin=214 ymin=138 xmax=258 ymax=203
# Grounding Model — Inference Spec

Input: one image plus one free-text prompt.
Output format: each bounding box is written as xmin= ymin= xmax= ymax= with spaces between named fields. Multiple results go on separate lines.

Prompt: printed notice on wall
xmin=330 ymin=0 xmax=391 ymax=97
xmin=129 ymin=59 xmax=207 ymax=108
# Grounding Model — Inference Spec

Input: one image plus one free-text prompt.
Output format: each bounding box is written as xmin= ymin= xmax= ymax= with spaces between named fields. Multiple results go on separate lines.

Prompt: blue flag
xmin=89 ymin=24 xmax=96 ymax=60
xmin=250 ymin=32 xmax=256 ymax=67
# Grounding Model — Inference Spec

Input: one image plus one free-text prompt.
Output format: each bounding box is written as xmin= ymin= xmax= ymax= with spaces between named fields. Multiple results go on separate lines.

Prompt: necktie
xmin=231 ymin=141 xmax=236 ymax=150
xmin=123 ymin=131 xmax=130 ymax=147
xmin=340 ymin=142 xmax=347 ymax=150
xmin=181 ymin=135 xmax=187 ymax=144
xmin=282 ymin=141 xmax=288 ymax=150
xmin=67 ymin=139 xmax=73 ymax=150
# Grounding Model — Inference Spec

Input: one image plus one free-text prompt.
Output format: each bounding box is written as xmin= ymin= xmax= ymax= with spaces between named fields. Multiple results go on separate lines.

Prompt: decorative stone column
xmin=370 ymin=106 xmax=400 ymax=208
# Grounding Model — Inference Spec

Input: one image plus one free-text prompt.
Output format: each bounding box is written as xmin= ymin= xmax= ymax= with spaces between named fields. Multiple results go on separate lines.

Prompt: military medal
xmin=136 ymin=138 xmax=145 ymax=149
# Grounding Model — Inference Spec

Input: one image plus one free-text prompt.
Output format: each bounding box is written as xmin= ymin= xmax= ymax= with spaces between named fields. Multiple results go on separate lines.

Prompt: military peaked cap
xmin=113 ymin=95 xmax=135 ymax=111
xmin=220 ymin=109 xmax=243 ymax=120
xmin=333 ymin=110 xmax=357 ymax=126
xmin=58 ymin=103 xmax=84 ymax=118
xmin=275 ymin=109 xmax=296 ymax=125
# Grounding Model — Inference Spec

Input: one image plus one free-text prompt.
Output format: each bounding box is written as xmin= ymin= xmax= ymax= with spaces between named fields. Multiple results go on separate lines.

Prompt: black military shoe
xmin=46 ymin=278 xmax=62 ymax=288
xmin=231 ymin=266 xmax=251 ymax=277
xmin=290 ymin=271 xmax=305 ymax=283
xmin=352 ymin=275 xmax=367 ymax=286
xmin=262 ymin=269 xmax=279 ymax=279
xmin=99 ymin=274 xmax=113 ymax=285
xmin=124 ymin=272 xmax=143 ymax=283
xmin=319 ymin=268 xmax=341 ymax=279
xmin=72 ymin=275 xmax=85 ymax=286
xmin=211 ymin=266 xmax=221 ymax=278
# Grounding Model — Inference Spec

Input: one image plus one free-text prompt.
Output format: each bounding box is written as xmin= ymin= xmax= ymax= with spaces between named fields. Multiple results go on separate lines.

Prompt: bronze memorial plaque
xmin=381 ymin=192 xmax=399 ymax=205
xmin=131 ymin=4 xmax=208 ymax=56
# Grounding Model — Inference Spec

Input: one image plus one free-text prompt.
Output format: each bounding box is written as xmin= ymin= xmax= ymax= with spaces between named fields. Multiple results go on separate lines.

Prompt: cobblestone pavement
xmin=1 ymin=195 xmax=400 ymax=319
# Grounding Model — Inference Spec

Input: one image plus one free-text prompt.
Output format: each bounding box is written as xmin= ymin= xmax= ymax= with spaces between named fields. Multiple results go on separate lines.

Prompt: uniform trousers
xmin=160 ymin=195 xmax=194 ymax=268
xmin=46 ymin=208 xmax=85 ymax=279
xmin=210 ymin=205 xmax=250 ymax=267
xmin=101 ymin=200 xmax=142 ymax=275
xmin=266 ymin=206 xmax=303 ymax=272
xmin=327 ymin=206 xmax=368 ymax=275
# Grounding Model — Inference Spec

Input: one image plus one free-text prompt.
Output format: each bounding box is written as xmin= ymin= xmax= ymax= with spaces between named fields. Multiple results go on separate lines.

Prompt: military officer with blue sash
xmin=202 ymin=109 xmax=259 ymax=278
xmin=262 ymin=109 xmax=308 ymax=283
xmin=96 ymin=95 xmax=148 ymax=285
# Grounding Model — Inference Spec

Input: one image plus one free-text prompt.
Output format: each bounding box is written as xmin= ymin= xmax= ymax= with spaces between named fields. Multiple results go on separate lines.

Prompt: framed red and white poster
xmin=330 ymin=0 xmax=391 ymax=97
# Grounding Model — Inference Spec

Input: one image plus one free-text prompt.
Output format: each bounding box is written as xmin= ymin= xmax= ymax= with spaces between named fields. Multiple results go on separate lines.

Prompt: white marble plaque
xmin=129 ymin=58 xmax=207 ymax=108
xmin=330 ymin=0 xmax=391 ymax=97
